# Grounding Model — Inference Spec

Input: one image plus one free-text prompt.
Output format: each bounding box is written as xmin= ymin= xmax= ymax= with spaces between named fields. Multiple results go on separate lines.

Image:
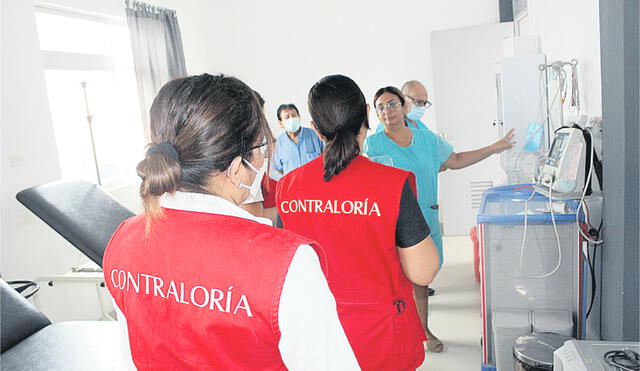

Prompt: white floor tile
xmin=418 ymin=236 xmax=483 ymax=371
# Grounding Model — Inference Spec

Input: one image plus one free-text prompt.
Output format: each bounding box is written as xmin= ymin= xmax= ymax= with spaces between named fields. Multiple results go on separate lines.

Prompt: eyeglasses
xmin=376 ymin=101 xmax=402 ymax=112
xmin=245 ymin=140 xmax=269 ymax=157
xmin=406 ymin=95 xmax=432 ymax=109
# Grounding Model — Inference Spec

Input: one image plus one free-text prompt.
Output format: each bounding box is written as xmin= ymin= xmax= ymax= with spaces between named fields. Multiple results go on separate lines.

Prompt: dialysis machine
xmin=534 ymin=123 xmax=602 ymax=200
xmin=478 ymin=121 xmax=604 ymax=370
xmin=480 ymin=55 xmax=604 ymax=370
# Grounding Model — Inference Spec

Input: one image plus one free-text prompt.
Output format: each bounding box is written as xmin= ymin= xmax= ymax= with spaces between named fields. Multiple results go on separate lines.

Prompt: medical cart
xmin=477 ymin=185 xmax=598 ymax=371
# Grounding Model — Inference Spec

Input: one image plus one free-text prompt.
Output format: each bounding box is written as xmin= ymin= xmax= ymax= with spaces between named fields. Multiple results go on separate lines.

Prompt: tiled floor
xmin=418 ymin=236 xmax=483 ymax=371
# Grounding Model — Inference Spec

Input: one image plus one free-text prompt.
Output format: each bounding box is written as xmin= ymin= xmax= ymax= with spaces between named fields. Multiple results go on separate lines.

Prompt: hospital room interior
xmin=1 ymin=0 xmax=639 ymax=370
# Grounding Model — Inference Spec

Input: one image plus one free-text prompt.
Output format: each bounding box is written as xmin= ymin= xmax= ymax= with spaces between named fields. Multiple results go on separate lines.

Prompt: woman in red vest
xmin=103 ymin=74 xmax=359 ymax=370
xmin=240 ymin=91 xmax=279 ymax=224
xmin=277 ymin=74 xmax=440 ymax=371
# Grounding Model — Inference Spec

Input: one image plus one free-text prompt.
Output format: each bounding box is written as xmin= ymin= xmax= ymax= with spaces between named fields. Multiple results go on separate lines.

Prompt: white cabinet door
xmin=431 ymin=23 xmax=514 ymax=236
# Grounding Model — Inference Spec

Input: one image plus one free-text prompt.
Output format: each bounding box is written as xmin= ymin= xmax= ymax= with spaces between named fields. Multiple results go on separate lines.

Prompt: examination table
xmin=1 ymin=179 xmax=135 ymax=370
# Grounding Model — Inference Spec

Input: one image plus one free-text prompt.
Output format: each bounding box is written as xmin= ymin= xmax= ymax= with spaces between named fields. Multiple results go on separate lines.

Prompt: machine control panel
xmin=535 ymin=128 xmax=585 ymax=198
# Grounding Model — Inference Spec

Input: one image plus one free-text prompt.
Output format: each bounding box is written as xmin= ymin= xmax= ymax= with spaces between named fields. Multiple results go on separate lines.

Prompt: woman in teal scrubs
xmin=364 ymin=86 xmax=514 ymax=353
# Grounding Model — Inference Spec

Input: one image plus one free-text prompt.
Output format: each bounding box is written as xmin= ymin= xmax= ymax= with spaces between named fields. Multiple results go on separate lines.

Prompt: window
xmin=35 ymin=7 xmax=144 ymax=188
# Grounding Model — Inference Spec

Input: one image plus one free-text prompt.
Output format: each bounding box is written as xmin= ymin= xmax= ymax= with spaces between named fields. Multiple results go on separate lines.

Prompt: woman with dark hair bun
xmin=277 ymin=74 xmax=440 ymax=370
xmin=103 ymin=74 xmax=358 ymax=370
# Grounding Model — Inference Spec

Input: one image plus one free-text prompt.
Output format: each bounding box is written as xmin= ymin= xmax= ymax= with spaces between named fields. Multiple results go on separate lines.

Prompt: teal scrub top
xmin=374 ymin=119 xmax=429 ymax=133
xmin=364 ymin=124 xmax=453 ymax=266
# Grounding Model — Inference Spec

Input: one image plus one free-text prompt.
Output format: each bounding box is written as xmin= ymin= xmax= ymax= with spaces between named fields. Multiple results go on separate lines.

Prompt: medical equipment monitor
xmin=546 ymin=133 xmax=569 ymax=167
xmin=535 ymin=128 xmax=587 ymax=199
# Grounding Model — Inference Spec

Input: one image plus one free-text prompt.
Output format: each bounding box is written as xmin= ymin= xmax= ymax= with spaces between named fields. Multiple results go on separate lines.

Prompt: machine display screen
xmin=546 ymin=133 xmax=568 ymax=166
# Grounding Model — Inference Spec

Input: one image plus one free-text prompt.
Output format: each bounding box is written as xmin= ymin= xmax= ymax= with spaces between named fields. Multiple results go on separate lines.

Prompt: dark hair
xmin=253 ymin=90 xmax=265 ymax=108
xmin=373 ymin=86 xmax=405 ymax=107
xmin=308 ymin=74 xmax=369 ymax=182
xmin=276 ymin=104 xmax=299 ymax=121
xmin=136 ymin=73 xmax=271 ymax=229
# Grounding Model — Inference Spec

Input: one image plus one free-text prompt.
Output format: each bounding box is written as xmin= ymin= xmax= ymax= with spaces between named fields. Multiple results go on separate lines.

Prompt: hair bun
xmin=146 ymin=142 xmax=180 ymax=163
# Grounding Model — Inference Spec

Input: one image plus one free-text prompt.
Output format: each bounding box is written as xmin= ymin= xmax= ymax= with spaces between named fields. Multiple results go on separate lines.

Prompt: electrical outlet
xmin=9 ymin=153 xmax=24 ymax=167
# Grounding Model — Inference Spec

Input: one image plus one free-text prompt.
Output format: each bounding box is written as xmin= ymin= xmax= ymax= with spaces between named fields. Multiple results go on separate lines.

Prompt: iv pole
xmin=538 ymin=59 xmax=579 ymax=129
xmin=81 ymin=81 xmax=102 ymax=186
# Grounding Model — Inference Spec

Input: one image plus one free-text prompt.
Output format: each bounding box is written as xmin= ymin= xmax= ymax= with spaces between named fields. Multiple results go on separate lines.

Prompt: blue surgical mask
xmin=283 ymin=117 xmax=301 ymax=133
xmin=406 ymin=104 xmax=426 ymax=121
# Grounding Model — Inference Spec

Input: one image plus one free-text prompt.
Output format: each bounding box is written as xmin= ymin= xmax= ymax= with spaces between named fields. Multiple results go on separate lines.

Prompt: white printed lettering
xmin=341 ymin=200 xmax=354 ymax=214
xmin=109 ymin=269 xmax=252 ymax=317
xmin=225 ymin=286 xmax=233 ymax=312
xmin=281 ymin=198 xmax=383 ymax=216
xmin=127 ymin=271 xmax=140 ymax=293
xmin=210 ymin=289 xmax=225 ymax=311
xmin=190 ymin=286 xmax=209 ymax=308
xmin=179 ymin=282 xmax=190 ymax=304
xmin=354 ymin=201 xmax=364 ymax=215
xmin=369 ymin=202 xmax=381 ymax=216
xmin=118 ymin=270 xmax=126 ymax=290
xmin=140 ymin=274 xmax=153 ymax=294
xmin=234 ymin=294 xmax=253 ymax=317
xmin=166 ymin=280 xmax=180 ymax=302
xmin=111 ymin=269 xmax=118 ymax=288
xmin=152 ymin=276 xmax=166 ymax=298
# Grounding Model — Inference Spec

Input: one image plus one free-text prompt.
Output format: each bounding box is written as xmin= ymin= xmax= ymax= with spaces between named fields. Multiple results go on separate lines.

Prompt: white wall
xmin=1 ymin=0 xmax=70 ymax=281
xmin=520 ymin=0 xmax=602 ymax=118
xmin=179 ymin=0 xmax=500 ymax=134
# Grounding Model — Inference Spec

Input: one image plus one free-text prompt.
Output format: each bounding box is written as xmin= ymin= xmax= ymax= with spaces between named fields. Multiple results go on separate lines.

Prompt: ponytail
xmin=323 ymin=128 xmax=359 ymax=181
xmin=136 ymin=144 xmax=181 ymax=232
xmin=308 ymin=74 xmax=368 ymax=182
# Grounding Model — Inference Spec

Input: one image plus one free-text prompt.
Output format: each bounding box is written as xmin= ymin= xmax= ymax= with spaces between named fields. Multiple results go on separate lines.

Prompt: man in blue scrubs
xmin=402 ymin=80 xmax=432 ymax=131
xmin=271 ymin=104 xmax=324 ymax=179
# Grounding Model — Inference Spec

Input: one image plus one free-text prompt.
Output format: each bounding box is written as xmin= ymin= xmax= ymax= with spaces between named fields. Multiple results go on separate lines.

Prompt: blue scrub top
xmin=272 ymin=127 xmax=324 ymax=177
xmin=374 ymin=119 xmax=429 ymax=133
xmin=364 ymin=124 xmax=453 ymax=266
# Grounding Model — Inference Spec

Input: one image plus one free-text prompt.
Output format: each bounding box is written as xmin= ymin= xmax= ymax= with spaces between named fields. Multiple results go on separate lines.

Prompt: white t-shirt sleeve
xmin=110 ymin=297 xmax=137 ymax=370
xmin=278 ymin=244 xmax=360 ymax=370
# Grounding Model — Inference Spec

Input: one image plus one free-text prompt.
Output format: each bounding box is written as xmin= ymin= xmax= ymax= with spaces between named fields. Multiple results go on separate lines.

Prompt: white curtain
xmin=125 ymin=0 xmax=187 ymax=141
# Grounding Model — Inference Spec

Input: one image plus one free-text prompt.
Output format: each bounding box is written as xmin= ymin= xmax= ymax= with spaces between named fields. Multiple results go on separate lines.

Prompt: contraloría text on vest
xmin=109 ymin=269 xmax=252 ymax=317
xmin=280 ymin=199 xmax=381 ymax=216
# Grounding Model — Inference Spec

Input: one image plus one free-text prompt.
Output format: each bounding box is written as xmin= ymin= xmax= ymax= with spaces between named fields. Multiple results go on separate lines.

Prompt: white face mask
xmin=239 ymin=158 xmax=267 ymax=204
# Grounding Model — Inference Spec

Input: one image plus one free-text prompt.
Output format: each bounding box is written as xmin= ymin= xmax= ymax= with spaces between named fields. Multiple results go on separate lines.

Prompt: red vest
xmin=262 ymin=176 xmax=279 ymax=209
xmin=103 ymin=209 xmax=322 ymax=371
xmin=277 ymin=155 xmax=426 ymax=371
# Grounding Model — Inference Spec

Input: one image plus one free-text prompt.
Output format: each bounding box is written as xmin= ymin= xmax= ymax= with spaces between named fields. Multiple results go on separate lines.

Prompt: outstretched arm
xmin=442 ymin=129 xmax=515 ymax=170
